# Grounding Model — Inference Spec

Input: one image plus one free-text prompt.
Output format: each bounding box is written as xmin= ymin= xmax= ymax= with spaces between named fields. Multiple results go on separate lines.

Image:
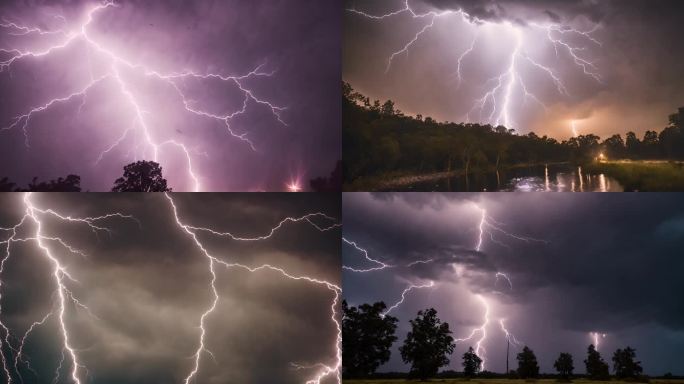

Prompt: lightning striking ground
xmin=1 ymin=1 xmax=287 ymax=191
xmin=348 ymin=0 xmax=603 ymax=132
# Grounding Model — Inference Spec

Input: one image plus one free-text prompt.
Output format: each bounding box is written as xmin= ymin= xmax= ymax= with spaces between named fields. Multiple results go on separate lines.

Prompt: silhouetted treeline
xmin=310 ymin=160 xmax=342 ymax=192
xmin=343 ymin=301 xmax=655 ymax=381
xmin=0 ymin=161 xmax=172 ymax=192
xmin=0 ymin=175 xmax=81 ymax=192
xmin=343 ymin=82 xmax=684 ymax=183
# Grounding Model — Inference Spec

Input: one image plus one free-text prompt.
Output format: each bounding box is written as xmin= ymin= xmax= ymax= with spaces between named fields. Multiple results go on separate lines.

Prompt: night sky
xmin=344 ymin=0 xmax=684 ymax=139
xmin=343 ymin=193 xmax=684 ymax=375
xmin=0 ymin=0 xmax=341 ymax=191
xmin=0 ymin=193 xmax=341 ymax=384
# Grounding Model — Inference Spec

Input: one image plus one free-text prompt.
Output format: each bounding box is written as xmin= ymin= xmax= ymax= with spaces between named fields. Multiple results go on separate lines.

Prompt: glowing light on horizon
xmin=287 ymin=181 xmax=303 ymax=192
xmin=348 ymin=1 xmax=603 ymax=131
xmin=1 ymin=1 xmax=287 ymax=191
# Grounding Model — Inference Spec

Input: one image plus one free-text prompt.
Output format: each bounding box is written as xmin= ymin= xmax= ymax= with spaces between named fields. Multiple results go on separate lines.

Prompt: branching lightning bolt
xmin=348 ymin=0 xmax=603 ymax=131
xmin=1 ymin=194 xmax=341 ymax=384
xmin=164 ymin=193 xmax=341 ymax=384
xmin=342 ymin=237 xmax=393 ymax=272
xmin=382 ymin=281 xmax=434 ymax=317
xmin=0 ymin=193 xmax=136 ymax=384
xmin=1 ymin=1 xmax=287 ymax=191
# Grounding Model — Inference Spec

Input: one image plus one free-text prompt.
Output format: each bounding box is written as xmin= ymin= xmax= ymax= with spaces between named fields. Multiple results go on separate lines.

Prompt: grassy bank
xmin=584 ymin=161 xmax=684 ymax=191
xmin=344 ymin=379 xmax=684 ymax=384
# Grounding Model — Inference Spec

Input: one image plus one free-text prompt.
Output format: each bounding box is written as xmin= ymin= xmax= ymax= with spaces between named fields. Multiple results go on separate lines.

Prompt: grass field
xmin=344 ymin=379 xmax=684 ymax=384
xmin=584 ymin=160 xmax=684 ymax=191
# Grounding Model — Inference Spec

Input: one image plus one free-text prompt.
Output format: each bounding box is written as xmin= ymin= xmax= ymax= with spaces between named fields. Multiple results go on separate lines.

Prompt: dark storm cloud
xmin=343 ymin=193 xmax=684 ymax=374
xmin=423 ymin=0 xmax=611 ymax=24
xmin=0 ymin=193 xmax=340 ymax=384
xmin=0 ymin=0 xmax=341 ymax=191
xmin=344 ymin=0 xmax=684 ymax=139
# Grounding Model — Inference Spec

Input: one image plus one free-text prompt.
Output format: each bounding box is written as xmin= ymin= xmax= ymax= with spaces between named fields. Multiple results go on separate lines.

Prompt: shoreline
xmin=344 ymin=162 xmax=570 ymax=191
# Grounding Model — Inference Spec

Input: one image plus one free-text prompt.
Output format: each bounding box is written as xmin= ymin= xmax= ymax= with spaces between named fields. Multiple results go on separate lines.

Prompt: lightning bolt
xmin=455 ymin=294 xmax=490 ymax=368
xmin=590 ymin=332 xmax=606 ymax=351
xmin=474 ymin=204 xmax=548 ymax=252
xmin=348 ymin=1 xmax=602 ymax=132
xmin=1 ymin=1 xmax=287 ymax=191
xmin=1 ymin=194 xmax=341 ymax=384
xmin=0 ymin=192 xmax=136 ymax=384
xmin=382 ymin=281 xmax=435 ymax=317
xmin=342 ymin=237 xmax=393 ymax=272
xmin=164 ymin=193 xmax=341 ymax=384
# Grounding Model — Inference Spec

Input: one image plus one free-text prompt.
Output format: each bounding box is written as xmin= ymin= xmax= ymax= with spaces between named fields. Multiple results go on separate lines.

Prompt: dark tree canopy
xmin=517 ymin=346 xmax=540 ymax=379
xmin=342 ymin=301 xmax=398 ymax=379
xmin=585 ymin=344 xmax=610 ymax=380
xmin=612 ymin=347 xmax=643 ymax=379
xmin=310 ymin=160 xmax=342 ymax=192
xmin=112 ymin=161 xmax=171 ymax=192
xmin=0 ymin=175 xmax=81 ymax=192
xmin=554 ymin=352 xmax=575 ymax=380
xmin=399 ymin=308 xmax=455 ymax=380
xmin=462 ymin=346 xmax=482 ymax=378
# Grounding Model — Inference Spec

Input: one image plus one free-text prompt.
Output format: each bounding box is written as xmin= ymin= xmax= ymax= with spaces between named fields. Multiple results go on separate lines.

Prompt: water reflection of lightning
xmin=165 ymin=193 xmax=341 ymax=384
xmin=1 ymin=1 xmax=286 ymax=191
xmin=348 ymin=0 xmax=602 ymax=131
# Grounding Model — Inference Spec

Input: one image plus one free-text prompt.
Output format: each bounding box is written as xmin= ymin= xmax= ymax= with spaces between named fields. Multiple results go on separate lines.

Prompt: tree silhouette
xmin=0 ymin=177 xmax=17 ymax=192
xmin=112 ymin=161 xmax=171 ymax=192
xmin=342 ymin=301 xmax=398 ymax=378
xmin=462 ymin=346 xmax=482 ymax=378
xmin=310 ymin=160 xmax=342 ymax=192
xmin=516 ymin=346 xmax=540 ymax=379
xmin=554 ymin=352 xmax=574 ymax=381
xmin=585 ymin=344 xmax=610 ymax=380
xmin=612 ymin=347 xmax=643 ymax=379
xmin=399 ymin=308 xmax=455 ymax=380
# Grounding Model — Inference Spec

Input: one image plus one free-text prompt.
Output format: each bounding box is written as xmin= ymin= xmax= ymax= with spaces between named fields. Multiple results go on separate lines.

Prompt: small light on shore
xmin=287 ymin=181 xmax=302 ymax=192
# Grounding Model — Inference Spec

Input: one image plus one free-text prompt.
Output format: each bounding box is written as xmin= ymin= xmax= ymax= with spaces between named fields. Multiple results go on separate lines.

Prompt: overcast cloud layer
xmin=0 ymin=0 xmax=341 ymax=191
xmin=0 ymin=193 xmax=340 ymax=384
xmin=343 ymin=193 xmax=684 ymax=375
xmin=344 ymin=0 xmax=684 ymax=139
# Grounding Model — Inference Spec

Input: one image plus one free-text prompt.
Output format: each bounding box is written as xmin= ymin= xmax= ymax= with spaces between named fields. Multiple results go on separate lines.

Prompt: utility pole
xmin=506 ymin=338 xmax=510 ymax=375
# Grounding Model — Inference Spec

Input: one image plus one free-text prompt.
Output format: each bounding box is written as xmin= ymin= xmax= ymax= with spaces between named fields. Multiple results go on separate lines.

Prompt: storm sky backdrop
xmin=344 ymin=0 xmax=684 ymax=139
xmin=0 ymin=0 xmax=341 ymax=191
xmin=343 ymin=193 xmax=684 ymax=375
xmin=0 ymin=193 xmax=341 ymax=384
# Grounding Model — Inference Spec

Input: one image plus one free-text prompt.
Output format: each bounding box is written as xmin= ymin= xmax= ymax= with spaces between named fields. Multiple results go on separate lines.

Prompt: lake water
xmin=390 ymin=164 xmax=624 ymax=192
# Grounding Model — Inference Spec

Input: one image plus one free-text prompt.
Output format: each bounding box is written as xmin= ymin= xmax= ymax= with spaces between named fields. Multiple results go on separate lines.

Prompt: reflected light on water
xmin=507 ymin=168 xmax=622 ymax=192
xmin=544 ymin=165 xmax=550 ymax=191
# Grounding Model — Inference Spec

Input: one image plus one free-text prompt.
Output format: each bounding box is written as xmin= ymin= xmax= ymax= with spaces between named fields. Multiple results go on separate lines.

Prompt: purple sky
xmin=343 ymin=193 xmax=684 ymax=375
xmin=0 ymin=0 xmax=341 ymax=191
xmin=344 ymin=0 xmax=684 ymax=139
